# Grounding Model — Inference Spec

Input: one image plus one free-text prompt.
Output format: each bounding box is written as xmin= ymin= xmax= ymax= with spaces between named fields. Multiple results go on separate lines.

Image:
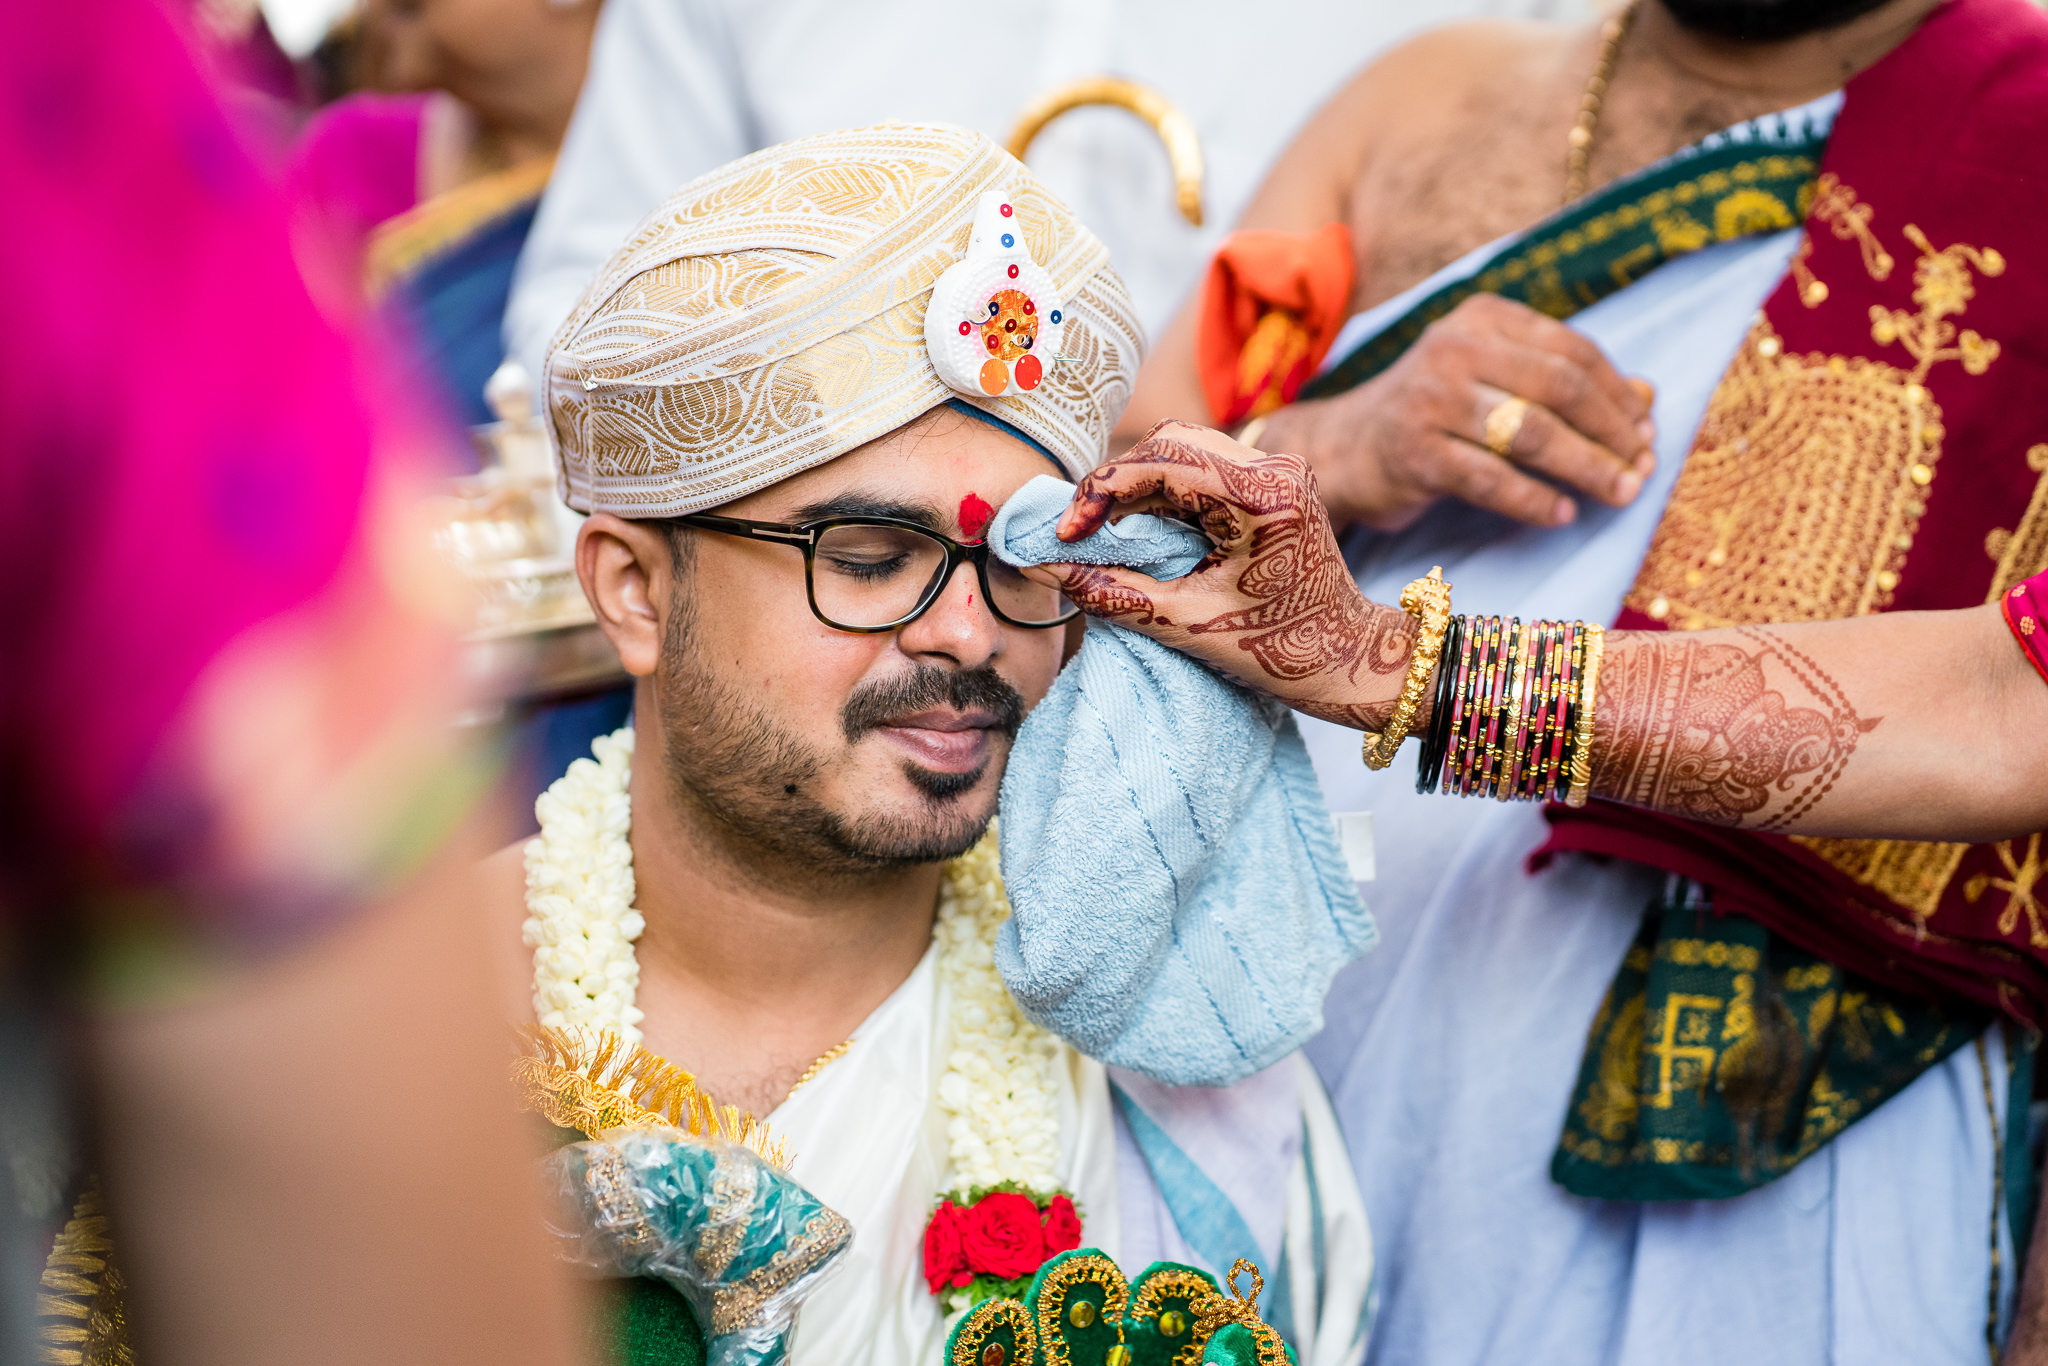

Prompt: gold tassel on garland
xmin=512 ymin=1024 xmax=792 ymax=1169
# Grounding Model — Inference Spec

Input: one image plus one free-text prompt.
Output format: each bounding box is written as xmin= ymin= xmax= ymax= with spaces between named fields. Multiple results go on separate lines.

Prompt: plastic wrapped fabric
xmin=543 ymin=1127 xmax=852 ymax=1366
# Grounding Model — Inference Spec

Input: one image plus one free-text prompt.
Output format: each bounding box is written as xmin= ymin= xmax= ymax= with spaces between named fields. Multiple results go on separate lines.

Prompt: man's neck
xmin=1630 ymin=0 xmax=1947 ymax=106
xmin=622 ymin=727 xmax=948 ymax=1120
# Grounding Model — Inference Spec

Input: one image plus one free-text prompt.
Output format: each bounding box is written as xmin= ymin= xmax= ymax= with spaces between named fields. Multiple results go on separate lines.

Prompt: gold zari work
xmin=946 ymin=1255 xmax=1290 ymax=1366
xmin=1129 ymin=1267 xmax=1221 ymax=1366
xmin=1622 ymin=188 xmax=2018 ymax=916
xmin=546 ymin=124 xmax=1143 ymax=517
xmin=1033 ymin=1252 xmax=1129 ymax=1366
xmin=1627 ymin=205 xmax=2003 ymax=631
xmin=1965 ymin=835 xmax=2048 ymax=948
xmin=1985 ymin=444 xmax=2048 ymax=598
xmin=1188 ymin=1261 xmax=1292 ymax=1366
xmin=513 ymin=1023 xmax=793 ymax=1168
xmin=705 ymin=1207 xmax=854 ymax=1336
xmin=1478 ymin=154 xmax=1814 ymax=313
xmin=36 ymin=1182 xmax=133 ymax=1366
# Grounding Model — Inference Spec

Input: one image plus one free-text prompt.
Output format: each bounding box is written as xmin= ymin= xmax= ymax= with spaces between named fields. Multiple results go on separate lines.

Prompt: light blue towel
xmin=989 ymin=475 xmax=1376 ymax=1087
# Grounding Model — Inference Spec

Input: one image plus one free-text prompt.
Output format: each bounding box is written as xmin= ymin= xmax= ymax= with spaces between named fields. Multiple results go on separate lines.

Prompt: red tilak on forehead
xmin=958 ymin=492 xmax=996 ymax=540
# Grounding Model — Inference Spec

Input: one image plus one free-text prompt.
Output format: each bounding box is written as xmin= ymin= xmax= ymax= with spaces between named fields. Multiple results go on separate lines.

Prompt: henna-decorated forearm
xmin=1056 ymin=427 xmax=2048 ymax=839
xmin=1590 ymin=626 xmax=1882 ymax=831
xmin=1055 ymin=424 xmax=1420 ymax=731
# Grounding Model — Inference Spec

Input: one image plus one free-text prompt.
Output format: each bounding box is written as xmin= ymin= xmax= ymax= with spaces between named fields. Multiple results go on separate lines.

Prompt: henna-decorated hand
xmin=1261 ymin=293 xmax=1656 ymax=532
xmin=1020 ymin=420 xmax=1418 ymax=731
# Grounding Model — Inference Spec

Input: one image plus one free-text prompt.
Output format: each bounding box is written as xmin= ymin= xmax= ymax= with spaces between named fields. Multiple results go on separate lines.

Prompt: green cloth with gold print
xmin=1552 ymin=879 xmax=1988 ymax=1201
xmin=1300 ymin=112 xmax=1828 ymax=402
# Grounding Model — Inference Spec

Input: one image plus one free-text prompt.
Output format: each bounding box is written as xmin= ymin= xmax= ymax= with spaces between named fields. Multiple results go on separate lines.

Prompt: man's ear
xmin=576 ymin=514 xmax=674 ymax=678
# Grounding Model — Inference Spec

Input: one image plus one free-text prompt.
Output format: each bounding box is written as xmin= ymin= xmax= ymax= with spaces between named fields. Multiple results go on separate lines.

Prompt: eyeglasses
xmin=671 ymin=513 xmax=1081 ymax=633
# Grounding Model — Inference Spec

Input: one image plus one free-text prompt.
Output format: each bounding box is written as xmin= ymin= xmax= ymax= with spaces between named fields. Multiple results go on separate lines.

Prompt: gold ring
xmin=1483 ymin=396 xmax=1530 ymax=457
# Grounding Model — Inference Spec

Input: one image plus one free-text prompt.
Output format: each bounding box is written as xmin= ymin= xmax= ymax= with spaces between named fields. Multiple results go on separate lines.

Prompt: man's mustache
xmin=841 ymin=666 xmax=1026 ymax=744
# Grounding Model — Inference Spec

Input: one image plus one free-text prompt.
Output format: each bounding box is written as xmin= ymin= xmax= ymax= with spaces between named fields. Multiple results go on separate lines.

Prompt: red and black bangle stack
xmin=1413 ymin=613 xmax=1465 ymax=794
xmin=1423 ymin=615 xmax=1593 ymax=802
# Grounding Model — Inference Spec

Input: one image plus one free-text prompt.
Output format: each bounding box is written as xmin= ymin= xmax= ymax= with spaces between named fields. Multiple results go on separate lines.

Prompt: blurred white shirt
xmin=504 ymin=0 xmax=1588 ymax=383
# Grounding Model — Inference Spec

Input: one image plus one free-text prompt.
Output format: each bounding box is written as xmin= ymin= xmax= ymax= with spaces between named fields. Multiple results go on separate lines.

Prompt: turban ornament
xmin=925 ymin=190 xmax=1066 ymax=399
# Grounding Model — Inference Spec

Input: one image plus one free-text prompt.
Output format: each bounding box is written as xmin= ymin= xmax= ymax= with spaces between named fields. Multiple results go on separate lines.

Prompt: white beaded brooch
xmin=925 ymin=189 xmax=1067 ymax=400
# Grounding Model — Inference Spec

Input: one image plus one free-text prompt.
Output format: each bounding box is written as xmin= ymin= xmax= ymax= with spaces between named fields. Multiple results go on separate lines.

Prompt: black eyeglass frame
xmin=670 ymin=512 xmax=1081 ymax=634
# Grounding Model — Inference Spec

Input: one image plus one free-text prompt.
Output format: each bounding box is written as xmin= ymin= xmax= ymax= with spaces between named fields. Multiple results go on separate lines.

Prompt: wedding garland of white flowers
xmin=522 ymin=727 xmax=1063 ymax=1198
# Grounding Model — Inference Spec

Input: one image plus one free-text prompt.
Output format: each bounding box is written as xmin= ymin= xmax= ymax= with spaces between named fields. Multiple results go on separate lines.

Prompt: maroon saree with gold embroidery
xmin=1538 ymin=0 xmax=2048 ymax=1029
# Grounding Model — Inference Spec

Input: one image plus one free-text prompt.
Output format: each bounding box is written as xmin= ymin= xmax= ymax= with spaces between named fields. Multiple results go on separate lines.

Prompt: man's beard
xmin=1658 ymin=0 xmax=1894 ymax=40
xmin=655 ymin=606 xmax=1025 ymax=876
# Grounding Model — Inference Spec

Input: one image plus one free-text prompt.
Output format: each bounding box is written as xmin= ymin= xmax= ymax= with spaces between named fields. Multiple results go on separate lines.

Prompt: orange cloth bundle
xmin=1197 ymin=222 xmax=1355 ymax=427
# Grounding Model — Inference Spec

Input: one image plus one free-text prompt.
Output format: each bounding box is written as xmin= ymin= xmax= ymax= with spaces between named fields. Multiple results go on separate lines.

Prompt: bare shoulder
xmin=1333 ymin=19 xmax=1582 ymax=125
xmin=1243 ymin=18 xmax=1583 ymax=231
xmin=476 ymin=838 xmax=537 ymax=1021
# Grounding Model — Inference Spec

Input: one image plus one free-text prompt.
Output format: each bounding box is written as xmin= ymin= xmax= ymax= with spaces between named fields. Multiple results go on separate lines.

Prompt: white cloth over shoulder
xmin=505 ymin=0 xmax=1595 ymax=382
xmin=1298 ymin=221 xmax=2016 ymax=1366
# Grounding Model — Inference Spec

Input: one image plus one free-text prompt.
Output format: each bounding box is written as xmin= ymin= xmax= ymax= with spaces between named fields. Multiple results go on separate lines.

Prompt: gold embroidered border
xmin=1127 ymin=1268 xmax=1217 ymax=1366
xmin=706 ymin=1205 xmax=853 ymax=1336
xmin=1471 ymin=154 xmax=1815 ymax=314
xmin=364 ymin=156 xmax=555 ymax=299
xmin=1793 ymin=838 xmax=1971 ymax=921
xmin=949 ymin=1296 xmax=1038 ymax=1366
xmin=693 ymin=1153 xmax=758 ymax=1280
xmin=1622 ymin=321 xmax=1943 ymax=630
xmin=583 ymin=1144 xmax=665 ymax=1263
xmin=1032 ymin=1252 xmax=1129 ymax=1366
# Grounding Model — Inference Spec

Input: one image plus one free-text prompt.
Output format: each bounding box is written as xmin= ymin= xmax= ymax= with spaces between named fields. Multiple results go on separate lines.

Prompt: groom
xmin=478 ymin=125 xmax=1371 ymax=1366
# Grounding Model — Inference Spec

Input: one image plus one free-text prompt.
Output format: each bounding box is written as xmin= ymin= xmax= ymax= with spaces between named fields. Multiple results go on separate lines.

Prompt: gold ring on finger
xmin=1483 ymin=396 xmax=1531 ymax=457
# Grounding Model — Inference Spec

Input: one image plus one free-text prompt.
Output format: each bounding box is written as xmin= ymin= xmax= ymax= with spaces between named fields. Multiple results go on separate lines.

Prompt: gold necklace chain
xmin=1564 ymin=0 xmax=1641 ymax=204
xmin=787 ymin=1038 xmax=856 ymax=1095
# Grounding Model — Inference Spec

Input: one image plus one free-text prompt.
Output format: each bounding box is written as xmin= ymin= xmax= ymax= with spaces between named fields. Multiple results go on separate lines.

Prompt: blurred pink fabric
xmin=2004 ymin=567 xmax=2048 ymax=690
xmin=0 ymin=0 xmax=423 ymax=904
xmin=286 ymin=92 xmax=430 ymax=274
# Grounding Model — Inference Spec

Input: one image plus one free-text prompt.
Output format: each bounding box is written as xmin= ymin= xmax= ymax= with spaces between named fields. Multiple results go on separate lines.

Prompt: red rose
xmin=1041 ymin=1194 xmax=1082 ymax=1254
xmin=959 ymin=1192 xmax=1047 ymax=1281
xmin=922 ymin=1201 xmax=971 ymax=1294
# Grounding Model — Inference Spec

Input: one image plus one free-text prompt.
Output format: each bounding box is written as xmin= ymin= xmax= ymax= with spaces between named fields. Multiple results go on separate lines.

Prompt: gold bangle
xmin=1566 ymin=624 xmax=1605 ymax=807
xmin=1499 ymin=618 xmax=1536 ymax=801
xmin=1362 ymin=566 xmax=1454 ymax=770
xmin=1236 ymin=414 xmax=1272 ymax=450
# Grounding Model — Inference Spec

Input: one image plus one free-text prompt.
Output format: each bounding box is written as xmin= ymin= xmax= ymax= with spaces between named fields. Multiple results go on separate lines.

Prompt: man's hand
xmin=1264 ymin=293 xmax=1656 ymax=531
xmin=1022 ymin=421 xmax=1415 ymax=731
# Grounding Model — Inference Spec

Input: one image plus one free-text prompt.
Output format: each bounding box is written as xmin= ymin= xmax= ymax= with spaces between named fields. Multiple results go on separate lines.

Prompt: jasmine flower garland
xmin=523 ymin=728 xmax=647 ymax=1044
xmin=932 ymin=833 xmax=1062 ymax=1194
xmin=526 ymin=728 xmax=1080 ymax=1311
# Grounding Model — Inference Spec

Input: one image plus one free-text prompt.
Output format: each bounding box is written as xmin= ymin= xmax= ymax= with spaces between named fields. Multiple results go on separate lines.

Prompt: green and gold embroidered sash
xmin=1553 ymin=879 xmax=1986 ymax=1201
xmin=1302 ymin=117 xmax=1828 ymax=400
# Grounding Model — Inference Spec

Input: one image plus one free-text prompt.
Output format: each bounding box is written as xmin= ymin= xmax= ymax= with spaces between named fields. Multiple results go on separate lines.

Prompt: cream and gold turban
xmin=544 ymin=123 xmax=1145 ymax=517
